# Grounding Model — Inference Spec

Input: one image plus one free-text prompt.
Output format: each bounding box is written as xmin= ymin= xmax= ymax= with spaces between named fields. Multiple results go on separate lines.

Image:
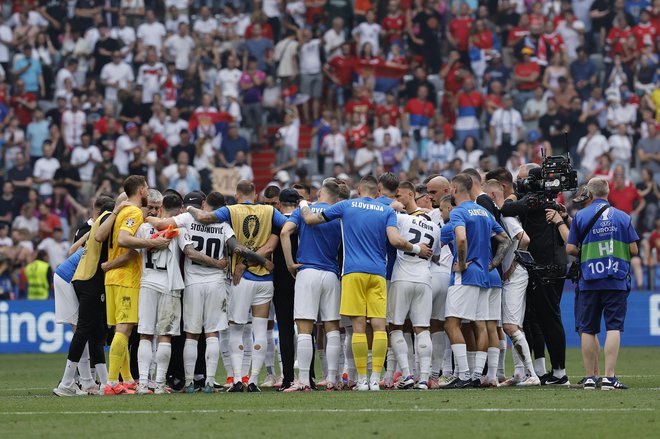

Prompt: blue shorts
xmin=575 ymin=290 xmax=629 ymax=335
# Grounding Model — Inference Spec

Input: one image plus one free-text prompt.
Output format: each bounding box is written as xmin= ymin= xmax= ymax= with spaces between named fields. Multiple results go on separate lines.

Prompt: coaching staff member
xmin=563 ymin=177 xmax=639 ymax=390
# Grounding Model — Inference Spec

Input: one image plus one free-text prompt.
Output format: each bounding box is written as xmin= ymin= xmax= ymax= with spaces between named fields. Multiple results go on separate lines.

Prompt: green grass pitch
xmin=0 ymin=348 xmax=659 ymax=438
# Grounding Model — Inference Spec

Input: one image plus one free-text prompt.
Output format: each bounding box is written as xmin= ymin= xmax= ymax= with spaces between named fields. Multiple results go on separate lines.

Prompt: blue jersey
xmin=375 ymin=195 xmax=397 ymax=280
xmin=440 ymin=222 xmax=455 ymax=254
xmin=448 ymin=201 xmax=504 ymax=288
xmin=288 ymin=203 xmax=341 ymax=276
xmin=322 ymin=197 xmax=398 ymax=277
xmin=488 ymin=268 xmax=502 ymax=288
xmin=567 ymin=200 xmax=639 ymax=292
xmin=55 ymin=248 xmax=83 ymax=283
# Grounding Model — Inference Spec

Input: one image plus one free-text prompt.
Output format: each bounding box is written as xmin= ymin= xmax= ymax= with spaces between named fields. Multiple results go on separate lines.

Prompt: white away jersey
xmin=392 ymin=214 xmax=440 ymax=286
xmin=174 ymin=212 xmax=235 ymax=286
xmin=428 ymin=209 xmax=453 ymax=274
xmin=136 ymin=224 xmax=189 ymax=296
xmin=502 ymin=216 xmax=524 ymax=273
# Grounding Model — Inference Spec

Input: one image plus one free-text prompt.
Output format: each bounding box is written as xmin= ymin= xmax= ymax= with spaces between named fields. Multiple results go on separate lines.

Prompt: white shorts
xmin=445 ymin=284 xmax=480 ymax=321
xmin=183 ymin=281 xmax=227 ymax=333
xmin=54 ymin=274 xmax=78 ymax=325
xmin=484 ymin=287 xmax=502 ymax=321
xmin=430 ymin=271 xmax=450 ymax=321
xmin=502 ymin=266 xmax=528 ymax=326
xmin=229 ymin=278 xmax=274 ymax=324
xmin=388 ymin=281 xmax=432 ymax=327
xmin=138 ymin=286 xmax=182 ymax=336
xmin=294 ymin=268 xmax=341 ymax=322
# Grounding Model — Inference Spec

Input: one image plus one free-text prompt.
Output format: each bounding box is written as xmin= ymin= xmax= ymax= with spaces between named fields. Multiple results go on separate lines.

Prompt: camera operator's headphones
xmin=572 ymin=187 xmax=592 ymax=204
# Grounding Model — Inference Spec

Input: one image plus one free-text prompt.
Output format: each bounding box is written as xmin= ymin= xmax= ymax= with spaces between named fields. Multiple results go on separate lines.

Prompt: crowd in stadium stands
xmin=0 ymin=0 xmax=659 ymax=300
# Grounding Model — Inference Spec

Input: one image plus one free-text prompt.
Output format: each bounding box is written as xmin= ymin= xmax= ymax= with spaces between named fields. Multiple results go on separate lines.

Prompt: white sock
xmin=442 ymin=333 xmax=453 ymax=377
xmin=511 ymin=344 xmax=525 ymax=378
xmin=149 ymin=339 xmax=158 ymax=382
xmin=415 ymin=331 xmax=432 ymax=383
xmin=451 ymin=343 xmax=469 ymax=381
xmin=534 ymin=357 xmax=547 ymax=377
xmin=138 ymin=339 xmax=153 ymax=386
xmin=345 ymin=328 xmax=356 ymax=382
xmin=390 ymin=330 xmax=411 ymax=377
xmin=229 ymin=324 xmax=245 ymax=382
xmin=325 ymin=330 xmax=341 ymax=385
xmin=553 ymin=368 xmax=566 ymax=379
xmin=183 ymin=339 xmax=198 ymax=386
xmin=385 ymin=348 xmax=396 ymax=380
xmin=61 ymin=359 xmax=78 ymax=387
xmin=266 ymin=329 xmax=275 ymax=375
xmin=249 ymin=317 xmax=268 ymax=385
xmin=318 ymin=349 xmax=327 ymax=379
xmin=403 ymin=332 xmax=414 ymax=377
xmin=486 ymin=347 xmax=500 ymax=382
xmin=472 ymin=351 xmax=487 ymax=381
xmin=78 ymin=343 xmax=94 ymax=387
xmin=498 ymin=339 xmax=507 ymax=377
xmin=297 ymin=333 xmax=313 ymax=386
xmin=242 ymin=324 xmax=253 ymax=380
xmin=155 ymin=342 xmax=171 ymax=384
xmin=467 ymin=351 xmax=476 ymax=374
xmin=430 ymin=331 xmax=445 ymax=380
xmin=205 ymin=337 xmax=220 ymax=386
xmin=511 ymin=330 xmax=537 ymax=378
xmin=96 ymin=363 xmax=108 ymax=387
xmin=220 ymin=329 xmax=233 ymax=379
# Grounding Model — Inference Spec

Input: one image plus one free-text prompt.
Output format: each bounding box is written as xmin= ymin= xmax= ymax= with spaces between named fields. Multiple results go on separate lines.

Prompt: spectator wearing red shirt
xmin=10 ymin=79 xmax=36 ymax=128
xmin=529 ymin=2 xmax=546 ymax=29
xmin=439 ymin=50 xmax=467 ymax=123
xmin=376 ymin=91 xmax=402 ymax=127
xmin=454 ymin=77 xmax=483 ymax=148
xmin=382 ymin=0 xmax=405 ymax=45
xmin=345 ymin=85 xmax=375 ymax=122
xmin=448 ymin=3 xmax=474 ymax=59
xmin=403 ymin=84 xmax=435 ymax=138
xmin=646 ymin=218 xmax=660 ymax=267
xmin=323 ymin=42 xmax=354 ymax=109
xmin=508 ymin=14 xmax=531 ymax=47
xmin=346 ymin=111 xmax=370 ymax=150
xmin=513 ymin=47 xmax=541 ymax=110
xmin=37 ymin=201 xmax=62 ymax=240
xmin=632 ymin=9 xmax=657 ymax=49
xmin=540 ymin=21 xmax=565 ymax=59
xmin=609 ymin=166 xmax=646 ymax=218
xmin=606 ymin=15 xmax=632 ymax=60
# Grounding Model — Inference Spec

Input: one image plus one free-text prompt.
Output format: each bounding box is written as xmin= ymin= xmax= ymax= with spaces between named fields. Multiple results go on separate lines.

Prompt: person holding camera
xmin=561 ymin=177 xmax=639 ymax=390
xmin=498 ymin=163 xmax=571 ymax=386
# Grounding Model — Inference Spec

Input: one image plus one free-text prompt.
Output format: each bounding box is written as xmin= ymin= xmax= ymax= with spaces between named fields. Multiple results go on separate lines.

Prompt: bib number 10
xmin=587 ymin=260 xmax=619 ymax=275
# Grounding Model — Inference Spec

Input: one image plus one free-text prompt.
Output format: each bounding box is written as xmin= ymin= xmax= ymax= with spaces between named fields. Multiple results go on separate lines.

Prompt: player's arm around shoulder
xmin=386 ymin=225 xmax=432 ymax=259
xmin=280 ymin=221 xmax=301 ymax=278
xmin=118 ymin=208 xmax=170 ymax=251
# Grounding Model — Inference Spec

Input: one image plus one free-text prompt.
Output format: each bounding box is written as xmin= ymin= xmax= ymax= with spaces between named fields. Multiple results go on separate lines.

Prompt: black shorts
xmin=575 ymin=289 xmax=629 ymax=335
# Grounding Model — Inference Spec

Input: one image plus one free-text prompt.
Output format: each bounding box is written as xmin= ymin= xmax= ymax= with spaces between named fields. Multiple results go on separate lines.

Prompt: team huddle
xmin=52 ymin=169 xmax=557 ymax=396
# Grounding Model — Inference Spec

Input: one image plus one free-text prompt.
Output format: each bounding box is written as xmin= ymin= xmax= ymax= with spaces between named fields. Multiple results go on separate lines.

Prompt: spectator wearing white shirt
xmin=164 ymin=22 xmax=195 ymax=72
xmin=353 ymin=136 xmax=383 ymax=177
xmin=273 ymin=32 xmax=300 ymax=85
xmin=100 ymin=50 xmax=134 ymax=102
xmin=425 ymin=128 xmax=455 ymax=173
xmin=70 ymin=133 xmax=103 ymax=203
xmin=37 ymin=227 xmax=68 ymax=270
xmin=605 ymin=90 xmax=636 ymax=134
xmin=235 ymin=150 xmax=254 ymax=181
xmin=352 ymin=10 xmax=382 ymax=55
xmin=373 ymin=113 xmax=402 ymax=148
xmin=165 ymin=6 xmax=189 ymax=33
xmin=54 ymin=58 xmax=78 ymax=96
xmin=137 ymin=9 xmax=167 ymax=55
xmin=578 ymin=119 xmax=610 ymax=174
xmin=215 ymin=55 xmax=242 ymax=105
xmin=114 ymin=122 xmax=141 ymax=175
xmin=323 ymin=17 xmax=346 ymax=60
xmin=320 ymin=118 xmax=348 ymax=176
xmin=61 ymin=96 xmax=86 ymax=148
xmin=489 ymin=94 xmax=524 ymax=166
xmin=0 ymin=16 xmax=13 ymax=72
xmin=33 ymin=142 xmax=60 ymax=198
xmin=286 ymin=0 xmax=306 ymax=29
xmin=608 ymin=123 xmax=633 ymax=165
xmin=110 ymin=14 xmax=137 ymax=62
xmin=136 ymin=47 xmax=167 ymax=108
xmin=277 ymin=106 xmax=301 ymax=152
xmin=160 ymin=151 xmax=200 ymax=189
xmin=163 ymin=107 xmax=189 ymax=147
xmin=299 ymin=29 xmax=323 ymax=122
xmin=193 ymin=6 xmax=218 ymax=39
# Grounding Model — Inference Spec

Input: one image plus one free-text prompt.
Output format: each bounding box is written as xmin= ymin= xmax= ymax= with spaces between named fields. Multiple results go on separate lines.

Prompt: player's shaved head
xmin=321 ymin=180 xmax=340 ymax=200
xmin=236 ymin=180 xmax=256 ymax=197
xmin=358 ymin=175 xmax=379 ymax=197
xmin=426 ymin=175 xmax=450 ymax=207
xmin=483 ymin=179 xmax=503 ymax=195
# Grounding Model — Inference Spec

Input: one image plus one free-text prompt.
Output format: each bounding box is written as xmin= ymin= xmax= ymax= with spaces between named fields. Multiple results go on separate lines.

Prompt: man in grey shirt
xmin=637 ymin=123 xmax=660 ymax=183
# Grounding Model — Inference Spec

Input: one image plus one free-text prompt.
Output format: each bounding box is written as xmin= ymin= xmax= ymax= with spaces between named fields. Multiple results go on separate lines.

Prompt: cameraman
xmin=563 ymin=177 xmax=639 ymax=390
xmin=497 ymin=164 xmax=571 ymax=386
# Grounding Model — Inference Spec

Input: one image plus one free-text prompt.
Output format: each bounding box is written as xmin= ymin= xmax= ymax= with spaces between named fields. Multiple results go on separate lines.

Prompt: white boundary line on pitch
xmin=0 ymin=408 xmax=657 ymax=416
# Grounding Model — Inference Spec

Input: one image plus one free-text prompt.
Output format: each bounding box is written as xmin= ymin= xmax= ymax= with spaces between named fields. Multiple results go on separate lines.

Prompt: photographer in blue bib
xmin=559 ymin=177 xmax=639 ymax=390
